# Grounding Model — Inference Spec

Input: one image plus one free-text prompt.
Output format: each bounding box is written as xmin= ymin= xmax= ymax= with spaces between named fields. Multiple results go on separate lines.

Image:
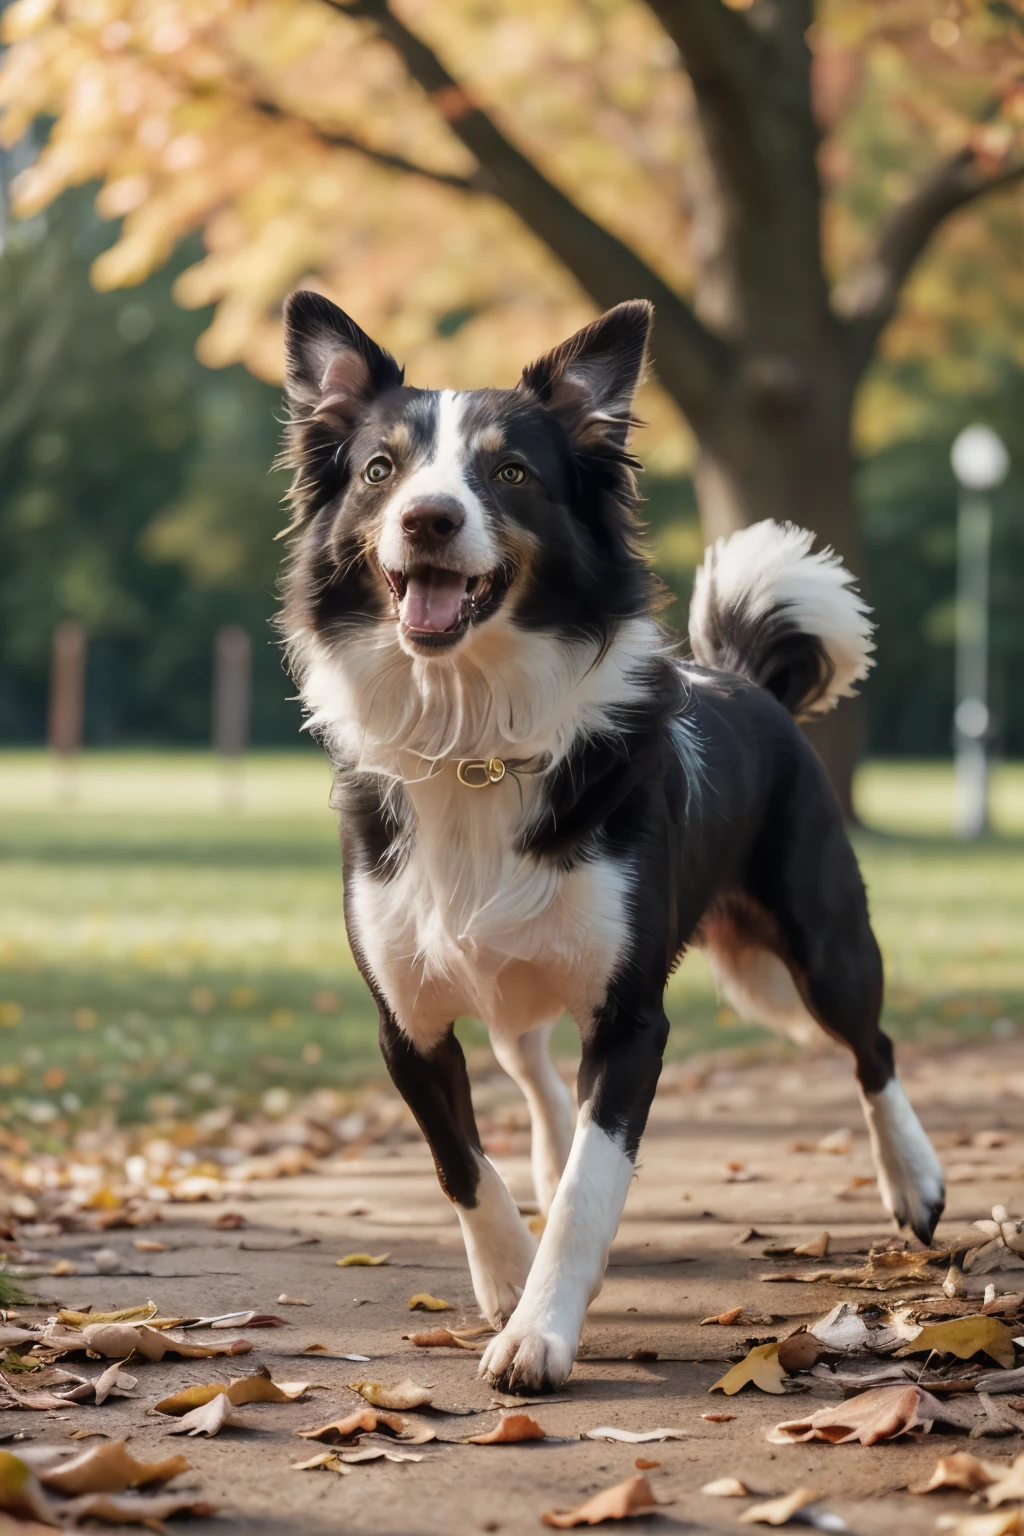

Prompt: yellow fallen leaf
xmin=290 ymin=1452 xmax=342 ymax=1472
xmin=466 ymin=1413 xmax=548 ymax=1444
xmin=0 ymin=1451 xmax=58 ymax=1524
xmin=58 ymin=1302 xmax=158 ymax=1327
xmin=702 ymin=1478 xmax=749 ymax=1496
xmin=156 ymin=1368 xmax=313 ymax=1415
xmin=403 ymin=1327 xmax=482 ymax=1351
xmin=39 ymin=1442 xmax=189 ymax=1496
xmin=709 ymin=1343 xmax=788 ymax=1395
xmin=912 ymin=1452 xmax=1003 ymax=1495
xmin=407 ymin=1293 xmax=451 ymax=1312
xmin=349 ymin=1378 xmax=433 ymax=1411
xmin=739 ymin=1488 xmax=820 ymax=1526
xmin=542 ymin=1475 xmax=660 ymax=1527
xmin=336 ymin=1253 xmax=390 ymax=1267
xmin=896 ymin=1316 xmax=1017 ymax=1369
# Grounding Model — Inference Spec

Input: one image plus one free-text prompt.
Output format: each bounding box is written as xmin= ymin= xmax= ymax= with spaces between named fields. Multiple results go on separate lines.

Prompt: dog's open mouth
xmin=382 ymin=564 xmax=511 ymax=650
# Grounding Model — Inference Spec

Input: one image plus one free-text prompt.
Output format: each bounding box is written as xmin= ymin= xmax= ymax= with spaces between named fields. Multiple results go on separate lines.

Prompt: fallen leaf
xmin=739 ymin=1488 xmax=820 ymax=1526
xmin=168 ymin=1395 xmax=253 ymax=1437
xmin=131 ymin=1240 xmax=167 ymax=1254
xmin=155 ymin=1367 xmax=313 ymax=1414
xmin=986 ymin=1453 xmax=1024 ymax=1506
xmin=585 ymin=1427 xmax=687 ymax=1444
xmin=349 ymin=1378 xmax=433 ymax=1411
xmin=762 ymin=1249 xmax=944 ymax=1289
xmin=91 ymin=1362 xmax=137 ymax=1408
xmin=69 ymin=1431 xmax=109 ymax=1441
xmin=296 ymin=1344 xmax=371 ymax=1361
xmin=911 ymin=1452 xmax=1003 ymax=1494
xmin=290 ymin=1452 xmax=340 ymax=1471
xmin=74 ymin=1322 xmax=252 ymax=1361
xmin=777 ymin=1335 xmax=824 ymax=1374
xmin=709 ymin=1343 xmax=789 ymax=1396
xmin=541 ymin=1475 xmax=660 ymax=1528
xmin=467 ymin=1413 xmax=548 ymax=1444
xmin=277 ymin=1295 xmax=311 ymax=1306
xmin=701 ymin=1306 xmax=744 ymax=1327
xmin=794 ymin=1233 xmax=830 ymax=1258
xmin=406 ymin=1294 xmax=451 ymax=1312
xmin=768 ymin=1385 xmax=974 ymax=1445
xmin=702 ymin=1477 xmax=749 ymax=1496
xmin=897 ymin=1317 xmax=1017 ymax=1369
xmin=337 ymin=1448 xmax=425 ymax=1464
xmin=296 ymin=1408 xmax=431 ymax=1444
xmin=0 ymin=1451 xmax=58 ymax=1523
xmin=58 ymin=1303 xmax=158 ymax=1328
xmin=701 ymin=1413 xmax=737 ymax=1423
xmin=336 ymin=1253 xmax=390 ymax=1267
xmin=39 ymin=1442 xmax=189 ymax=1496
xmin=58 ymin=1490 xmax=216 ymax=1524
xmin=809 ymin=1302 xmax=873 ymax=1354
xmin=634 ymin=1459 xmax=660 ymax=1471
xmin=403 ymin=1328 xmax=481 ymax=1351
xmin=977 ymin=1365 xmax=1024 ymax=1394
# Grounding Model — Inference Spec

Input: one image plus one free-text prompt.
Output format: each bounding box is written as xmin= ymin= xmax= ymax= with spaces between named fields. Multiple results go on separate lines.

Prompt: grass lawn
xmin=0 ymin=751 xmax=1022 ymax=1139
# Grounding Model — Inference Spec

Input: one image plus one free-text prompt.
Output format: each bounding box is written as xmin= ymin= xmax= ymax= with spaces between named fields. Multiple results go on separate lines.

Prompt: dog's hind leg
xmin=489 ymin=1024 xmax=575 ymax=1216
xmin=379 ymin=1009 xmax=537 ymax=1327
xmin=726 ymin=778 xmax=945 ymax=1245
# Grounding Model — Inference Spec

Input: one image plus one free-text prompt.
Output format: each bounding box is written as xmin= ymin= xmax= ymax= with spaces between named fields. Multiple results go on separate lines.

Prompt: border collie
xmin=279 ymin=293 xmax=945 ymax=1392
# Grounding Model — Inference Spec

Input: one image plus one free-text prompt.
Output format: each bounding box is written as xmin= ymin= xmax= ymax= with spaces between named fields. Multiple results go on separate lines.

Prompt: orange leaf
xmin=466 ymin=1413 xmax=548 ymax=1444
xmin=542 ymin=1475 xmax=661 ymax=1527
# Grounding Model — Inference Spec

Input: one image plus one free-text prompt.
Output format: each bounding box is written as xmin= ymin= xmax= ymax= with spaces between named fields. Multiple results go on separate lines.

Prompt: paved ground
xmin=7 ymin=1038 xmax=1024 ymax=1534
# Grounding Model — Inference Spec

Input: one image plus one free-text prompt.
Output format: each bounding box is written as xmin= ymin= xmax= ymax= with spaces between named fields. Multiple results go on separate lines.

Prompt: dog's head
xmin=281 ymin=295 xmax=654 ymax=660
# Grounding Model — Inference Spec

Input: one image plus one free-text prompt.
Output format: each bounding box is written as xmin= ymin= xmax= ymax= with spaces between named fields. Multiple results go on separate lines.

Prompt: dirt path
xmin=8 ymin=1038 xmax=1024 ymax=1534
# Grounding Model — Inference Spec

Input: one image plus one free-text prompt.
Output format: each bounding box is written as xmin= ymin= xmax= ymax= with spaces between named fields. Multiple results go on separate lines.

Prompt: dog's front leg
xmin=378 ymin=1010 xmax=537 ymax=1327
xmin=479 ymin=1000 xmax=668 ymax=1392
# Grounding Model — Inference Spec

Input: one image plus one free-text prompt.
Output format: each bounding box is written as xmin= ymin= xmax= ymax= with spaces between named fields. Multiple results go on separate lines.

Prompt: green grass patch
xmin=0 ymin=751 xmax=1021 ymax=1141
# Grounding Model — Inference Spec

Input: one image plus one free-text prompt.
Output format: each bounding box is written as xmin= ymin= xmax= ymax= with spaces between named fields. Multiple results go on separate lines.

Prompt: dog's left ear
xmin=518 ymin=300 xmax=652 ymax=451
xmin=283 ymin=290 xmax=404 ymax=433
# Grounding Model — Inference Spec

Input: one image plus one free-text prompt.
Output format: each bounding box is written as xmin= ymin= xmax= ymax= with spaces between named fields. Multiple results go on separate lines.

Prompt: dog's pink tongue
xmin=400 ymin=569 xmax=467 ymax=633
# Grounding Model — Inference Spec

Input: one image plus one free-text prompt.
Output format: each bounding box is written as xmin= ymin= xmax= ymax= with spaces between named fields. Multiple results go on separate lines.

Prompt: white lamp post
xmin=950 ymin=425 xmax=1009 ymax=839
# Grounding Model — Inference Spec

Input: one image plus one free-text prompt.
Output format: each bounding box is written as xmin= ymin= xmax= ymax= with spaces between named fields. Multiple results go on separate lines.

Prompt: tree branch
xmin=325 ymin=0 xmax=729 ymax=419
xmin=838 ymin=148 xmax=1024 ymax=367
xmin=250 ymin=94 xmax=488 ymax=195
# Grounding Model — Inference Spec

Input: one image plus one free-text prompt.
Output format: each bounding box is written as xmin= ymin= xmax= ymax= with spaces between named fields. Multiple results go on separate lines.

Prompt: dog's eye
xmin=494 ymin=463 xmax=527 ymax=486
xmin=364 ymin=456 xmax=393 ymax=485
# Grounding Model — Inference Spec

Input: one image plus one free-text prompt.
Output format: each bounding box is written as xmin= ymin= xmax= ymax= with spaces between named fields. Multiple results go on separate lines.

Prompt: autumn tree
xmin=3 ymin=0 xmax=1023 ymax=806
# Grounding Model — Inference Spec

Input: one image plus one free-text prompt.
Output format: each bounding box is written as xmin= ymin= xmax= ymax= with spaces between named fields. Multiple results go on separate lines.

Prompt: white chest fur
xmin=293 ymin=614 xmax=660 ymax=1046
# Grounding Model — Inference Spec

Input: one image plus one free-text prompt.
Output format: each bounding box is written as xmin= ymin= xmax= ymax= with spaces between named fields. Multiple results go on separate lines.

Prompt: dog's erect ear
xmin=518 ymin=300 xmax=652 ymax=451
xmin=283 ymin=291 xmax=404 ymax=433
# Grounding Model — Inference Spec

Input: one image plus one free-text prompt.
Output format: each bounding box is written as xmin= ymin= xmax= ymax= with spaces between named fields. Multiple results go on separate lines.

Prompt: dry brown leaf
xmin=986 ymin=1454 xmax=1024 ymax=1507
xmin=406 ymin=1293 xmax=451 ymax=1312
xmin=794 ymin=1232 xmax=830 ymax=1258
xmin=767 ymin=1384 xmax=968 ymax=1445
xmin=91 ymin=1362 xmax=137 ymax=1409
xmin=634 ymin=1459 xmax=660 ymax=1471
xmin=277 ymin=1295 xmax=311 ymax=1306
xmin=739 ymin=1488 xmax=820 ymax=1526
xmin=349 ymin=1378 xmax=433 ymax=1411
xmin=709 ymin=1343 xmax=789 ymax=1396
xmin=701 ymin=1306 xmax=744 ymax=1326
xmin=58 ymin=1490 xmax=216 ymax=1524
xmin=0 ymin=1452 xmax=58 ymax=1524
xmin=777 ymin=1335 xmax=824 ymax=1374
xmin=701 ymin=1478 xmax=749 ymax=1496
xmin=541 ymin=1475 xmax=660 ymax=1528
xmin=467 ymin=1413 xmax=548 ymax=1445
xmin=168 ymin=1395 xmax=252 ymax=1437
xmin=295 ymin=1408 xmax=431 ymax=1444
xmin=131 ymin=1240 xmax=167 ymax=1254
xmin=911 ymin=1452 xmax=1003 ymax=1494
xmin=701 ymin=1413 xmax=737 ymax=1423
xmin=336 ymin=1253 xmax=390 ymax=1267
xmin=155 ymin=1368 xmax=312 ymax=1415
xmin=337 ymin=1448 xmax=425 ymax=1464
xmin=39 ymin=1442 xmax=189 ymax=1496
xmin=74 ymin=1322 xmax=252 ymax=1361
xmin=403 ymin=1328 xmax=481 ymax=1351
xmin=897 ymin=1317 xmax=1017 ymax=1369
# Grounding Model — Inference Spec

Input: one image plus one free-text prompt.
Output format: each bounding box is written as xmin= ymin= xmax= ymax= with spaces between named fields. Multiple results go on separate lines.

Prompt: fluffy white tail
xmin=688 ymin=520 xmax=874 ymax=719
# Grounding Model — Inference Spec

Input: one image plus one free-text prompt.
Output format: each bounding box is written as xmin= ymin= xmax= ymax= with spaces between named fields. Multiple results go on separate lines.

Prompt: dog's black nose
xmin=400 ymin=498 xmax=465 ymax=544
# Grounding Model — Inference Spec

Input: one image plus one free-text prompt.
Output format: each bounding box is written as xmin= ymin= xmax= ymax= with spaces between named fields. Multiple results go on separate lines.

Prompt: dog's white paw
xmin=479 ymin=1318 xmax=576 ymax=1392
xmin=860 ymin=1078 xmax=946 ymax=1246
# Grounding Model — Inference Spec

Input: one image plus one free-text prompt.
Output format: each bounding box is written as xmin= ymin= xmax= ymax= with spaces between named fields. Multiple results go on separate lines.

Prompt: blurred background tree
xmin=1 ymin=0 xmax=1023 ymax=779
